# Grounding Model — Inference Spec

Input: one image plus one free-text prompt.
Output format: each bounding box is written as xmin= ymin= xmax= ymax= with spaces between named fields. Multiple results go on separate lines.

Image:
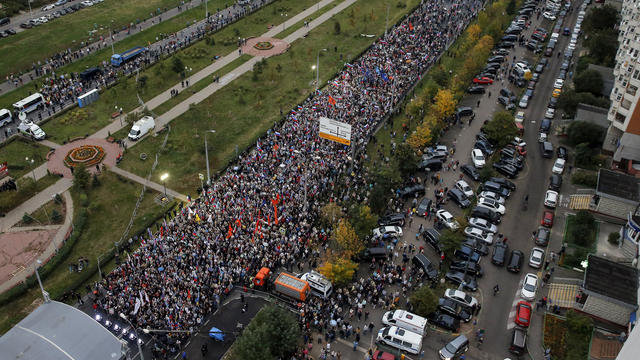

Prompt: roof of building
xmin=596 ymin=169 xmax=640 ymax=203
xmin=587 ymin=64 xmax=615 ymax=96
xmin=575 ymin=103 xmax=610 ymax=129
xmin=584 ymin=255 xmax=638 ymax=306
xmin=0 ymin=301 xmax=124 ymax=360
xmin=614 ymin=132 xmax=640 ymax=162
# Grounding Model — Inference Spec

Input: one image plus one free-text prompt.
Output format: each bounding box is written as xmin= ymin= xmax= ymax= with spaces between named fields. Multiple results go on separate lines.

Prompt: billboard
xmin=318 ymin=117 xmax=351 ymax=146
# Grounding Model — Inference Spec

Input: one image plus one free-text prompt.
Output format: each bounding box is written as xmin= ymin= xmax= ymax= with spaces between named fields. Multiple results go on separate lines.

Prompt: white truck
xmin=17 ymin=121 xmax=46 ymax=140
xmin=128 ymin=116 xmax=155 ymax=141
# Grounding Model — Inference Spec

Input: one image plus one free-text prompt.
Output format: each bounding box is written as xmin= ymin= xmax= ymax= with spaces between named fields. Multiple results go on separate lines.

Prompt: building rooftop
xmin=596 ymin=169 xmax=640 ymax=203
xmin=576 ymin=103 xmax=610 ymax=129
xmin=584 ymin=255 xmax=638 ymax=306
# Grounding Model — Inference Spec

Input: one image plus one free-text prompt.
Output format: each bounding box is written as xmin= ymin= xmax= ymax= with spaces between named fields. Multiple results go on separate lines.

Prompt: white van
xmin=300 ymin=271 xmax=333 ymax=299
xmin=128 ymin=116 xmax=155 ymax=141
xmin=0 ymin=109 xmax=12 ymax=127
xmin=377 ymin=326 xmax=423 ymax=355
xmin=382 ymin=310 xmax=428 ymax=335
xmin=17 ymin=121 xmax=46 ymax=140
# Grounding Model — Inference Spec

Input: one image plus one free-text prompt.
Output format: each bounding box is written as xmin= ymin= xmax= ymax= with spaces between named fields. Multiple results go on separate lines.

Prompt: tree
xmin=231 ymin=305 xmax=300 ymax=360
xmin=439 ymin=229 xmax=464 ymax=261
xmin=558 ymin=90 xmax=611 ymax=117
xmin=585 ymin=30 xmax=618 ymax=66
xmin=369 ymin=164 xmax=402 ymax=215
xmin=171 ymin=57 xmax=184 ymax=74
xmin=73 ymin=165 xmax=90 ymax=190
xmin=333 ymin=21 xmax=341 ymax=35
xmin=583 ymin=5 xmax=620 ymax=33
xmin=574 ymin=143 xmax=596 ymax=168
xmin=409 ymin=286 xmax=438 ymax=317
xmin=506 ymin=0 xmax=516 ymax=15
xmin=567 ymin=121 xmax=605 ymax=147
xmin=407 ymin=121 xmax=432 ymax=151
xmin=574 ymin=69 xmax=603 ymax=95
xmin=482 ymin=111 xmax=518 ymax=148
xmin=320 ymin=202 xmax=343 ymax=226
xmin=51 ymin=209 xmax=62 ymax=223
xmin=334 ymin=219 xmax=364 ymax=258
xmin=465 ymin=24 xmax=482 ymax=48
xmin=349 ymin=205 xmax=379 ymax=240
xmin=318 ymin=255 xmax=359 ymax=286
xmin=564 ymin=310 xmax=593 ymax=360
xmin=434 ymin=89 xmax=456 ymax=120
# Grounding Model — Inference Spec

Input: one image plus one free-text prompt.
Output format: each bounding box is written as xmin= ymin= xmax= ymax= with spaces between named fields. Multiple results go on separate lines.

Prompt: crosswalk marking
xmin=569 ymin=194 xmax=592 ymax=210
xmin=547 ymin=283 xmax=579 ymax=308
xmin=506 ymin=278 xmax=524 ymax=330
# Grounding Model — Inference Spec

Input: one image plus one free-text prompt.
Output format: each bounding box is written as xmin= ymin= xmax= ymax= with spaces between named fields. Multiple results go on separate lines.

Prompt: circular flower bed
xmin=64 ymin=145 xmax=106 ymax=168
xmin=254 ymin=41 xmax=274 ymax=50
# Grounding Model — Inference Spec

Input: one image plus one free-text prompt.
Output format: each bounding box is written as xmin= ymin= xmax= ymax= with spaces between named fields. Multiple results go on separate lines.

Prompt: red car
xmin=373 ymin=350 xmax=396 ymax=360
xmin=541 ymin=210 xmax=554 ymax=227
xmin=473 ymin=77 xmax=494 ymax=85
xmin=515 ymin=301 xmax=532 ymax=327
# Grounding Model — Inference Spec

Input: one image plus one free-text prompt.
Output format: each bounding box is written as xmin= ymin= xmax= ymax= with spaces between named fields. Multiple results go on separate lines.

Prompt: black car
xmin=548 ymin=96 xmax=558 ymax=109
xmin=438 ymin=298 xmax=473 ymax=322
xmin=489 ymin=177 xmax=516 ymax=191
xmin=398 ymin=184 xmax=426 ymax=198
xmin=423 ymin=228 xmax=442 ymax=253
xmin=499 ymin=88 xmax=516 ymax=102
xmin=4 ymin=28 xmax=16 ymax=35
xmin=454 ymin=246 xmax=481 ymax=263
xmin=499 ymin=41 xmax=515 ymax=48
xmin=534 ymin=227 xmax=551 ymax=246
xmin=470 ymin=206 xmax=501 ymax=224
xmin=499 ymin=155 xmax=524 ymax=170
xmin=461 ymin=164 xmax=480 ymax=181
xmin=474 ymin=140 xmax=494 ymax=155
xmin=412 ymin=253 xmax=438 ymax=280
xmin=483 ymin=67 xmax=498 ymax=75
xmin=549 ymin=174 xmax=562 ymax=191
xmin=467 ymin=86 xmax=486 ymax=94
xmin=417 ymin=159 xmax=443 ymax=172
xmin=449 ymin=260 xmax=483 ymax=277
xmin=445 ymin=271 xmax=478 ymax=292
xmin=448 ymin=188 xmax=471 ymax=208
xmin=498 ymin=96 xmax=512 ymax=107
xmin=20 ymin=22 xmax=32 ymax=29
xmin=493 ymin=162 xmax=518 ymax=179
xmin=492 ymin=48 xmax=510 ymax=56
xmin=462 ymin=238 xmax=489 ymax=256
xmin=427 ymin=311 xmax=460 ymax=332
xmin=491 ymin=242 xmax=509 ymax=266
xmin=556 ymin=146 xmax=568 ymax=159
xmin=416 ymin=197 xmax=433 ymax=217
xmin=378 ymin=213 xmax=405 ymax=227
xmin=507 ymin=250 xmax=524 ymax=273
xmin=475 ymin=132 xmax=494 ymax=145
xmin=359 ymin=247 xmax=389 ymax=261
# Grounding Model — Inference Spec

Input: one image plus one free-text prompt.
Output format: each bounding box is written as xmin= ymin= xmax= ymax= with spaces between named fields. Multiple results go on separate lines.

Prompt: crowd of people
xmin=90 ymin=0 xmax=484 ymax=358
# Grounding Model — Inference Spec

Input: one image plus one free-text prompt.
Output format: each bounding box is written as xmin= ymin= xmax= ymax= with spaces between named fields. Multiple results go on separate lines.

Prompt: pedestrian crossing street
xmin=568 ymin=194 xmax=592 ymax=210
xmin=547 ymin=283 xmax=579 ymax=309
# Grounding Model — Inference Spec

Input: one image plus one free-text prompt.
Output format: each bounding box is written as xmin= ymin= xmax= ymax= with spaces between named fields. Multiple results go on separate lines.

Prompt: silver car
xmin=468 ymin=217 xmax=498 ymax=234
xmin=529 ymin=248 xmax=545 ymax=268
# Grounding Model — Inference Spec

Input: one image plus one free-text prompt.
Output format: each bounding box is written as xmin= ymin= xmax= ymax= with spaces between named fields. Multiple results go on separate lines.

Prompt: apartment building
xmin=604 ymin=0 xmax=640 ymax=176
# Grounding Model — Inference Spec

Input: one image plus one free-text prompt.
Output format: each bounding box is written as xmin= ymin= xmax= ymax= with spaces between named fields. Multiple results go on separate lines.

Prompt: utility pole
xmin=205 ymin=0 xmax=208 ymax=20
xmin=385 ymin=3 xmax=390 ymax=36
xmin=28 ymin=0 xmax=33 ymax=21
xmin=204 ymin=130 xmax=215 ymax=185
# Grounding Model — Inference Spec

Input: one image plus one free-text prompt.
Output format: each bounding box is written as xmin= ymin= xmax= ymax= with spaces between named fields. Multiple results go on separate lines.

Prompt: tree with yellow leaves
xmin=334 ymin=218 xmax=364 ymax=258
xmin=320 ymin=202 xmax=343 ymax=226
xmin=317 ymin=254 xmax=359 ymax=286
xmin=407 ymin=121 xmax=432 ymax=151
xmin=434 ymin=89 xmax=457 ymax=120
xmin=466 ymin=24 xmax=481 ymax=47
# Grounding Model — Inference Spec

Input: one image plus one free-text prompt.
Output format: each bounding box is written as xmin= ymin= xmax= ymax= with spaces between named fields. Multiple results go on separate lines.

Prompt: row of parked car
xmin=15 ymin=0 xmax=104 ymax=31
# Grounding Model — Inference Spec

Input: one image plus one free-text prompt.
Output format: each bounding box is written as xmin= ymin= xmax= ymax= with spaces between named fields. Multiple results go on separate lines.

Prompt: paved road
xmin=0 ymin=0 xmax=87 ymax=33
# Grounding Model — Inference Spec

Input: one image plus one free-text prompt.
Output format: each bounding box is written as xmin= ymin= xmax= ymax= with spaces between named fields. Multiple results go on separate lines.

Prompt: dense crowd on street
xmin=90 ymin=0 xmax=484 ymax=358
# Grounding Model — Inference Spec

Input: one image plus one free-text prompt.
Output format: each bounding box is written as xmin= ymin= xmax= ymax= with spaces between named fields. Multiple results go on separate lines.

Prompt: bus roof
xmin=13 ymin=93 xmax=44 ymax=107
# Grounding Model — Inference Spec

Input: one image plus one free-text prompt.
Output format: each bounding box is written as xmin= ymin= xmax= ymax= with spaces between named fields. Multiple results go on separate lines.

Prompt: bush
xmin=171 ymin=57 xmax=185 ymax=74
xmin=574 ymin=69 xmax=603 ymax=96
xmin=410 ymin=286 xmax=438 ymax=317
xmin=571 ymin=170 xmax=597 ymax=187
xmin=567 ymin=211 xmax=597 ymax=248
xmin=567 ymin=121 xmax=605 ymax=147
xmin=608 ymin=232 xmax=620 ymax=245
xmin=22 ymin=212 xmax=33 ymax=224
xmin=51 ymin=209 xmax=62 ymax=223
xmin=574 ymin=143 xmax=597 ymax=169
xmin=334 ymin=21 xmax=341 ymax=34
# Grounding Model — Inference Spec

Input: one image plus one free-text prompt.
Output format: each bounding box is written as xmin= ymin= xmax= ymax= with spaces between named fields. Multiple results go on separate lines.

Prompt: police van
xmin=300 ymin=271 xmax=333 ymax=299
xmin=382 ymin=310 xmax=428 ymax=335
xmin=377 ymin=326 xmax=423 ymax=355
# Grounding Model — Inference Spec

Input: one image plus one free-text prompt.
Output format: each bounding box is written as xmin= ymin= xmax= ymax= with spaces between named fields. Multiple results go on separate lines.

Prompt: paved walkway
xmin=0 ymin=190 xmax=73 ymax=294
xmin=109 ymin=166 xmax=188 ymax=202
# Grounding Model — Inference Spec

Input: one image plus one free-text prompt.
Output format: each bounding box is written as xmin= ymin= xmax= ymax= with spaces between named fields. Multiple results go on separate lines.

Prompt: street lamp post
xmin=34 ymin=260 xmax=50 ymax=303
xmin=28 ymin=0 xmax=33 ymax=22
xmin=315 ymin=49 xmax=327 ymax=91
xmin=204 ymin=130 xmax=216 ymax=185
xmin=25 ymin=157 xmax=36 ymax=181
xmin=109 ymin=20 xmax=115 ymax=55
xmin=119 ymin=313 xmax=144 ymax=360
xmin=281 ymin=13 xmax=287 ymax=31
xmin=160 ymin=173 xmax=169 ymax=198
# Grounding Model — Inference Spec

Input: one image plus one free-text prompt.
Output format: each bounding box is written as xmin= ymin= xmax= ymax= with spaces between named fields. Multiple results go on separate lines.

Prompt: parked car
xmin=467 ymin=86 xmax=486 ymax=94
xmin=437 ymin=210 xmax=459 ymax=230
xmin=474 ymin=140 xmax=494 ymax=155
xmin=462 ymin=239 xmax=489 ymax=256
xmin=544 ymin=190 xmax=558 ymax=208
xmin=444 ymin=289 xmax=479 ymax=309
xmin=552 ymin=158 xmax=566 ymax=174
xmin=471 ymin=148 xmax=486 ymax=168
xmin=444 ymin=271 xmax=478 ymax=292
xmin=454 ymin=246 xmax=481 ymax=263
xmin=468 ymin=217 xmax=498 ymax=234
xmin=473 ymin=77 xmax=494 ymax=84
xmin=529 ymin=247 xmax=545 ymax=268
xmin=438 ymin=298 xmax=472 ymax=322
xmin=489 ymin=177 xmax=516 ymax=191
xmin=514 ymin=301 xmax=532 ymax=327
xmin=415 ymin=197 xmax=433 ymax=217
xmin=491 ymin=242 xmax=508 ymax=266
xmin=493 ymin=162 xmax=518 ymax=179
xmin=417 ymin=158 xmax=443 ymax=172
xmin=507 ymin=250 xmax=524 ymax=273
xmin=398 ymin=184 xmax=426 ymax=198
xmin=378 ymin=213 xmax=405 ymax=227
xmin=477 ymin=197 xmax=506 ymax=215
xmin=534 ymin=227 xmax=551 ymax=246
xmin=464 ymin=227 xmax=494 ymax=245
xmin=549 ymin=174 xmax=562 ymax=191
xmin=412 ymin=253 xmax=438 ymax=280
xmin=470 ymin=206 xmax=501 ymax=224
xmin=557 ymin=146 xmax=568 ymax=159
xmin=373 ymin=226 xmax=403 ymax=238
xmin=449 ymin=260 xmax=483 ymax=277
xmin=423 ymin=228 xmax=442 ymax=253
xmin=521 ymin=273 xmax=539 ymax=300
xmin=448 ymin=188 xmax=471 ymax=208
xmin=478 ymin=191 xmax=505 ymax=205
xmin=461 ymin=164 xmax=480 ymax=181
xmin=427 ymin=311 xmax=460 ymax=332
xmin=455 ymin=180 xmax=474 ymax=198
xmin=541 ymin=210 xmax=554 ymax=227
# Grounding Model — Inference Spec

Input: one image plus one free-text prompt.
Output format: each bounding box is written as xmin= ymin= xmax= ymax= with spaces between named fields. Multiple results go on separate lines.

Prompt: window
xmin=628 ymin=85 xmax=638 ymax=96
xmin=634 ymin=70 xmax=640 ymax=79
xmin=622 ymin=99 xmax=632 ymax=109
xmin=615 ymin=112 xmax=627 ymax=123
xmin=393 ymin=338 xmax=403 ymax=345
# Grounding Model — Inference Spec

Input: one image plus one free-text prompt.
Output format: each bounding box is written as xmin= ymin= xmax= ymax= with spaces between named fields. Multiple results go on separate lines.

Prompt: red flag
xmin=226 ymin=224 xmax=233 ymax=239
xmin=328 ymin=95 xmax=336 ymax=105
xmin=271 ymin=197 xmax=280 ymax=225
xmin=409 ymin=22 xmax=414 ymax=31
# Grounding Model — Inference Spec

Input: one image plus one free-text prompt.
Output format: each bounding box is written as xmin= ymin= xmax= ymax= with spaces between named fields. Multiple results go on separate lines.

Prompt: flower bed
xmin=63 ymin=144 xmax=106 ymax=168
xmin=544 ymin=313 xmax=567 ymax=360
xmin=253 ymin=41 xmax=274 ymax=50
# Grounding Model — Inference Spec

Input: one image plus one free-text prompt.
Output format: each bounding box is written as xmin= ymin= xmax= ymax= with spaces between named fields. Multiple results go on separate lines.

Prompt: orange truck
xmin=273 ymin=271 xmax=310 ymax=301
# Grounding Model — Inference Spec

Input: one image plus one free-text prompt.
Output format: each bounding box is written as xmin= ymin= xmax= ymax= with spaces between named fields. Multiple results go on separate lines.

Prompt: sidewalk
xmin=109 ymin=166 xmax=188 ymax=202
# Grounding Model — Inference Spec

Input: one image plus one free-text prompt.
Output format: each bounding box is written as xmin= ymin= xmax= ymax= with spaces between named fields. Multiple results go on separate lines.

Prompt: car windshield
xmin=464 ymin=294 xmax=472 ymax=303
xmin=525 ymin=280 xmax=536 ymax=291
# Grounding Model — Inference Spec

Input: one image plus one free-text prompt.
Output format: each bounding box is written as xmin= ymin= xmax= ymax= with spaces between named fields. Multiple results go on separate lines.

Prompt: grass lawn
xmin=0 ymin=175 xmax=60 ymax=213
xmin=17 ymin=198 xmax=66 ymax=226
xmin=0 ymin=170 xmax=171 ymax=334
xmin=544 ymin=313 xmax=568 ymax=360
xmin=0 ymin=137 xmax=51 ymax=178
xmin=118 ymin=0 xmax=422 ymax=194
xmin=17 ymin=0 xmax=319 ymax=146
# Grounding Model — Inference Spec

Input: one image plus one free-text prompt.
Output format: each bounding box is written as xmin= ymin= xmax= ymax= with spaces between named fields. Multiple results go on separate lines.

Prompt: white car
xmin=514 ymin=62 xmax=530 ymax=73
xmin=567 ymin=43 xmax=576 ymax=51
xmin=544 ymin=190 xmax=559 ymax=208
xmin=444 ymin=288 xmax=479 ymax=309
xmin=471 ymin=148 xmax=485 ymax=168
xmin=478 ymin=191 xmax=505 ymax=205
xmin=436 ymin=209 xmax=459 ymax=230
xmin=544 ymin=108 xmax=555 ymax=119
xmin=81 ymin=0 xmax=95 ymax=6
xmin=529 ymin=248 xmax=545 ymax=269
xmin=521 ymin=273 xmax=539 ymax=300
xmin=477 ymin=197 xmax=506 ymax=215
xmin=543 ymin=12 xmax=557 ymax=20
xmin=468 ymin=217 xmax=498 ymax=234
xmin=552 ymin=158 xmax=566 ymax=174
xmin=37 ymin=16 xmax=48 ymax=23
xmin=518 ymin=95 xmax=529 ymax=109
xmin=515 ymin=111 xmax=525 ymax=124
xmin=554 ymin=79 xmax=564 ymax=89
xmin=372 ymin=226 xmax=403 ymax=238
xmin=464 ymin=227 xmax=494 ymax=244
xmin=455 ymin=180 xmax=474 ymax=198
xmin=42 ymin=4 xmax=56 ymax=11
